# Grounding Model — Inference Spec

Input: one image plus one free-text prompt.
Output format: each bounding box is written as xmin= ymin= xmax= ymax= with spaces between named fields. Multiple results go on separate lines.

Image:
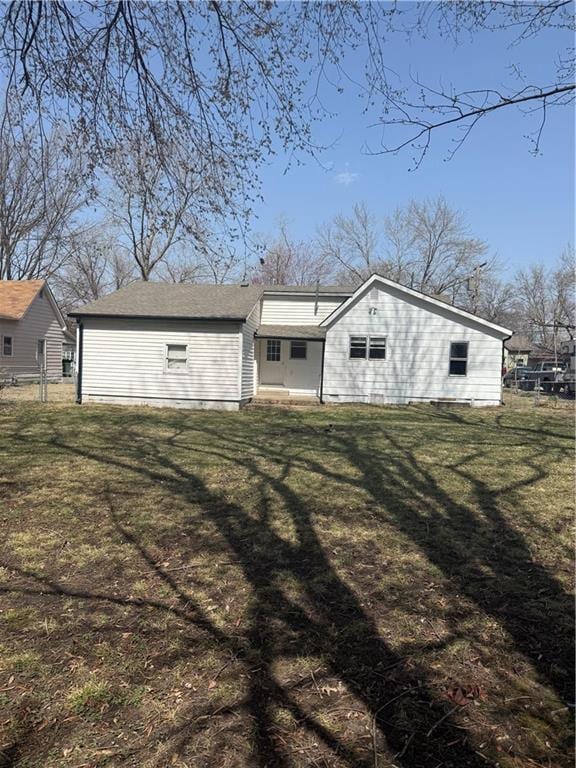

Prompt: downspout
xmin=319 ymin=338 xmax=326 ymax=404
xmin=501 ymin=334 xmax=511 ymax=405
xmin=76 ymin=320 xmax=84 ymax=405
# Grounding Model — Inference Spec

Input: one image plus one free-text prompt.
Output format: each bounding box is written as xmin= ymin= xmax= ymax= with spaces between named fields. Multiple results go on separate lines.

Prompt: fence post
xmin=38 ymin=363 xmax=47 ymax=402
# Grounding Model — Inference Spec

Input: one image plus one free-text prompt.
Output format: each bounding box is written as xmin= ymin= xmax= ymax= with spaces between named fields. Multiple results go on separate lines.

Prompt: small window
xmin=350 ymin=336 xmax=367 ymax=359
xmin=166 ymin=344 xmax=188 ymax=371
xmin=36 ymin=339 xmax=45 ymax=365
xmin=369 ymin=337 xmax=386 ymax=360
xmin=266 ymin=339 xmax=281 ymax=362
xmin=449 ymin=342 xmax=468 ymax=376
xmin=290 ymin=340 xmax=307 ymax=359
xmin=2 ymin=336 xmax=12 ymax=356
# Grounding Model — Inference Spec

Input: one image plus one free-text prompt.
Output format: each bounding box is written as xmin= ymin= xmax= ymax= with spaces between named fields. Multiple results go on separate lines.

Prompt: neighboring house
xmin=0 ymin=280 xmax=69 ymax=383
xmin=504 ymin=335 xmax=558 ymax=370
xmin=504 ymin=334 xmax=532 ymax=369
xmin=62 ymin=329 xmax=76 ymax=378
xmin=70 ymin=274 xmax=512 ymax=409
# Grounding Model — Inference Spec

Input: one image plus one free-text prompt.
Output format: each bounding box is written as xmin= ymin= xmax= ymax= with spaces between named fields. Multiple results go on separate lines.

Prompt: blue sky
xmin=252 ymin=9 xmax=574 ymax=277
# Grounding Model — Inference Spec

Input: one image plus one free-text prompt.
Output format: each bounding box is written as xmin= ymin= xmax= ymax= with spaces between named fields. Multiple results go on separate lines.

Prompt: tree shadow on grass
xmin=329 ymin=426 xmax=574 ymax=705
xmin=0 ymin=425 xmax=495 ymax=768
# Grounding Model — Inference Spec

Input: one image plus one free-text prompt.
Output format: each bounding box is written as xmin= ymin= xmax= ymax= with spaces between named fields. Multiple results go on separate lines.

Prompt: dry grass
xmin=0 ymin=381 xmax=76 ymax=404
xmin=0 ymin=398 xmax=573 ymax=768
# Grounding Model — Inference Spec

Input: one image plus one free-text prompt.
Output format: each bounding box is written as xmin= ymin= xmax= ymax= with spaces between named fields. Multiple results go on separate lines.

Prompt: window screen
xmin=369 ymin=337 xmax=386 ymax=359
xmin=449 ymin=342 xmax=468 ymax=376
xmin=350 ymin=336 xmax=367 ymax=359
xmin=2 ymin=336 xmax=12 ymax=356
xmin=290 ymin=340 xmax=307 ymax=359
xmin=166 ymin=344 xmax=188 ymax=370
xmin=266 ymin=339 xmax=281 ymax=361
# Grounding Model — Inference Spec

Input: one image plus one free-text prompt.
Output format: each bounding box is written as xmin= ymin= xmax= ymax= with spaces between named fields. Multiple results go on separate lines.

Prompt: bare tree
xmin=0 ymin=121 xmax=89 ymax=280
xmin=318 ymin=203 xmax=384 ymax=283
xmin=53 ymin=226 xmax=135 ymax=314
xmin=106 ymin=133 xmax=202 ymax=281
xmin=366 ymin=1 xmax=575 ymax=167
xmin=252 ymin=220 xmax=335 ymax=286
xmin=515 ymin=247 xmax=575 ymax=346
xmin=396 ymin=198 xmax=490 ymax=302
xmin=1 ymin=2 xmax=571 ymax=178
xmin=319 ymin=198 xmax=492 ymax=304
xmin=474 ymin=274 xmax=517 ymax=326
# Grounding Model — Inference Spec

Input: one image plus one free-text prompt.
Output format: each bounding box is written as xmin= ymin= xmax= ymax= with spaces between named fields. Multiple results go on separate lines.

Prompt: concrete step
xmin=247 ymin=395 xmax=322 ymax=408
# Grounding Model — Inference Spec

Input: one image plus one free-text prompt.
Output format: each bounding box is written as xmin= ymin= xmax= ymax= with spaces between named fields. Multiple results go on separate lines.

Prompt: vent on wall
xmin=370 ymin=287 xmax=378 ymax=300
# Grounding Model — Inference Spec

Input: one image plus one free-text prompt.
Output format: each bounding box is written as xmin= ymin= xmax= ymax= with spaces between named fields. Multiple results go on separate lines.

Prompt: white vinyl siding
xmin=0 ymin=289 xmax=64 ymax=381
xmin=81 ymin=318 xmax=242 ymax=407
xmin=260 ymin=295 xmax=347 ymax=326
xmin=323 ymin=280 xmax=504 ymax=406
xmin=240 ymin=301 xmax=261 ymax=400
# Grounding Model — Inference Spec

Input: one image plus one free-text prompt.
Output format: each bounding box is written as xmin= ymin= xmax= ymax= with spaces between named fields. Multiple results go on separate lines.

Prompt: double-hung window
xmin=2 ymin=336 xmax=12 ymax=356
xmin=166 ymin=344 xmax=188 ymax=371
xmin=349 ymin=336 xmax=387 ymax=360
xmin=266 ymin=339 xmax=281 ymax=362
xmin=369 ymin=337 xmax=386 ymax=359
xmin=350 ymin=336 xmax=367 ymax=359
xmin=449 ymin=342 xmax=468 ymax=376
xmin=290 ymin=340 xmax=307 ymax=359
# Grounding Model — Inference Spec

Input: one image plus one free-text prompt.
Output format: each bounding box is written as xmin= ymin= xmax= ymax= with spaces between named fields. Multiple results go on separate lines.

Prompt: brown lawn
xmin=0 ymin=396 xmax=574 ymax=767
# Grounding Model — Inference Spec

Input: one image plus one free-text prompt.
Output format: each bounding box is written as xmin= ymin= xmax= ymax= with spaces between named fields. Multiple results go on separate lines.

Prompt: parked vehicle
xmin=503 ymin=366 xmax=531 ymax=388
xmin=520 ymin=361 xmax=566 ymax=392
xmin=562 ymin=341 xmax=575 ymax=396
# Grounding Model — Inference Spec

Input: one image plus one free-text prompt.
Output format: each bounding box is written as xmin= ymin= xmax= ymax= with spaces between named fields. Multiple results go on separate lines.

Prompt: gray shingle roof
xmin=69 ymin=282 xmax=264 ymax=320
xmin=504 ymin=334 xmax=532 ymax=352
xmin=256 ymin=324 xmax=326 ymax=339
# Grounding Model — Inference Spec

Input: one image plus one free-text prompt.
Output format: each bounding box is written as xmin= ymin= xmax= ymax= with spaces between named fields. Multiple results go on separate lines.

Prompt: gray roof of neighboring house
xmin=256 ymin=324 xmax=327 ymax=340
xmin=504 ymin=334 xmax=533 ymax=352
xmin=69 ymin=282 xmax=264 ymax=320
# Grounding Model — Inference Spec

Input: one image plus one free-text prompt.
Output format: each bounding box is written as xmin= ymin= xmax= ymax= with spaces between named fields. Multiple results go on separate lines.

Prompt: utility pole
xmin=470 ymin=261 xmax=487 ymax=314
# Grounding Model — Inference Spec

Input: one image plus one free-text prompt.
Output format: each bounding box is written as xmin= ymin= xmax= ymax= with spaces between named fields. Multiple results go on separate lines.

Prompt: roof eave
xmin=68 ymin=312 xmax=247 ymax=322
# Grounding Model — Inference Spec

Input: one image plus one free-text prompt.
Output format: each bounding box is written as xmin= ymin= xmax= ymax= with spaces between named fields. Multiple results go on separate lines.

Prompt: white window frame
xmin=266 ymin=339 xmax=281 ymax=362
xmin=165 ymin=343 xmax=188 ymax=373
xmin=449 ymin=341 xmax=469 ymax=376
xmin=368 ymin=336 xmax=387 ymax=360
xmin=349 ymin=336 xmax=368 ymax=360
xmin=290 ymin=340 xmax=307 ymax=360
xmin=1 ymin=335 xmax=13 ymax=357
xmin=349 ymin=335 xmax=387 ymax=361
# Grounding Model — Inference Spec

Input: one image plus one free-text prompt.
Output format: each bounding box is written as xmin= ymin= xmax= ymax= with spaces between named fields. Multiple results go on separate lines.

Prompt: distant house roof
xmin=70 ymin=282 xmax=265 ymax=321
xmin=256 ymin=324 xmax=327 ymax=340
xmin=0 ymin=280 xmax=45 ymax=320
xmin=504 ymin=334 xmax=533 ymax=352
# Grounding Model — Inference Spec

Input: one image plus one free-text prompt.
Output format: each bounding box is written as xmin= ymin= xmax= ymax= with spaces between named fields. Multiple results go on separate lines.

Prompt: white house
xmin=69 ymin=275 xmax=512 ymax=409
xmin=0 ymin=280 xmax=69 ymax=383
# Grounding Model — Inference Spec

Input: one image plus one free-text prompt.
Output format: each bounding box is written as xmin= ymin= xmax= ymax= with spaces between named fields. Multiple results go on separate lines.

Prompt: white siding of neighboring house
xmin=323 ymin=281 xmax=505 ymax=406
xmin=240 ymin=301 xmax=261 ymax=401
xmin=80 ymin=317 xmax=243 ymax=409
xmin=260 ymin=294 xmax=347 ymax=325
xmin=0 ymin=289 xmax=65 ymax=381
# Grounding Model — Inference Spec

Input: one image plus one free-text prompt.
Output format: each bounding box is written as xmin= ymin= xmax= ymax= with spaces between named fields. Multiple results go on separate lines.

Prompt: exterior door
xmin=259 ymin=339 xmax=285 ymax=385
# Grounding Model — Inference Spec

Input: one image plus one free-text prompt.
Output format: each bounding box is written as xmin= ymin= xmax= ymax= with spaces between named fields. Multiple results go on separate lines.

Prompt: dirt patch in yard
xmin=0 ymin=401 xmax=573 ymax=767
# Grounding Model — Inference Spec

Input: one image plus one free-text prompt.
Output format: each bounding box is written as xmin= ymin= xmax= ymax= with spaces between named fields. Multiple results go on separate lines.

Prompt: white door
xmin=259 ymin=339 xmax=285 ymax=385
